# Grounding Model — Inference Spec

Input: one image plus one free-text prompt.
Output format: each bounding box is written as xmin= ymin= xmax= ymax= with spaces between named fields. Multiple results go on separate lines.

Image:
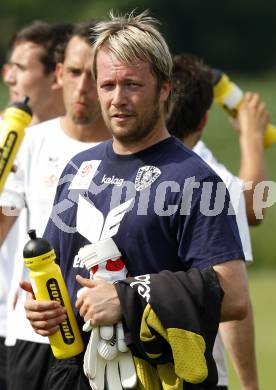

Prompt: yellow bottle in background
xmin=0 ymin=96 xmax=32 ymax=193
xmin=212 ymin=70 xmax=276 ymax=148
xmin=23 ymin=230 xmax=84 ymax=359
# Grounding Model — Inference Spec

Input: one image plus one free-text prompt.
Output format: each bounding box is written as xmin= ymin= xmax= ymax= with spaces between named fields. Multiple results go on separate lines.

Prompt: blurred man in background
xmin=0 ymin=20 xmax=73 ymax=390
xmin=167 ymin=52 xmax=269 ymax=390
xmin=3 ymin=20 xmax=71 ymax=123
xmin=2 ymin=20 xmax=110 ymax=390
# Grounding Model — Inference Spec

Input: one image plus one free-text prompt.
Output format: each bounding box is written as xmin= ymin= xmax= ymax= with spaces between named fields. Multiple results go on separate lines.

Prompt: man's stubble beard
xmin=72 ymin=106 xmax=101 ymax=126
xmin=104 ymin=96 xmax=161 ymax=145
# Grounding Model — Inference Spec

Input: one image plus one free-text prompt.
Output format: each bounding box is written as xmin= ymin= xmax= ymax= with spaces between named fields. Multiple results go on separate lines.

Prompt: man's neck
xmin=61 ymin=115 xmax=110 ymax=143
xmin=31 ymin=109 xmax=63 ymax=126
xmin=182 ymin=131 xmax=202 ymax=150
xmin=31 ymin=92 xmax=65 ymax=126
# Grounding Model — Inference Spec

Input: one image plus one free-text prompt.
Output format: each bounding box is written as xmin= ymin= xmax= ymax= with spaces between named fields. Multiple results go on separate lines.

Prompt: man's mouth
xmin=112 ymin=112 xmax=133 ymax=118
xmin=75 ymin=101 xmax=87 ymax=107
xmin=111 ymin=114 xmax=134 ymax=124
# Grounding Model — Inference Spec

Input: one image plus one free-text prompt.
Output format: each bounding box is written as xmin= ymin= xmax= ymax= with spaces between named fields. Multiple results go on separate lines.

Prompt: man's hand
xmin=230 ymin=92 xmax=269 ymax=140
xmin=239 ymin=92 xmax=269 ymax=140
xmin=75 ymin=275 xmax=122 ymax=327
xmin=20 ymin=281 xmax=67 ymax=337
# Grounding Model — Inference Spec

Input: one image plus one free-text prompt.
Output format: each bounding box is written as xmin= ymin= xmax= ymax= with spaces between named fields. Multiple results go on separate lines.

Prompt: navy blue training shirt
xmin=43 ymin=136 xmax=244 ymax=329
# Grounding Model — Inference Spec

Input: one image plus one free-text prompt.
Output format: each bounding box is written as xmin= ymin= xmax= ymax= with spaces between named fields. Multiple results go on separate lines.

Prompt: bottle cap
xmin=23 ymin=229 xmax=52 ymax=258
xmin=8 ymin=96 xmax=32 ymax=116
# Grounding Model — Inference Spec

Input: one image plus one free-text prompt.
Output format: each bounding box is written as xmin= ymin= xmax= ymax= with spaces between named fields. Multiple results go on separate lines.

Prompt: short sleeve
xmin=0 ymin=137 xmax=28 ymax=210
xmin=175 ymin=174 xmax=245 ymax=270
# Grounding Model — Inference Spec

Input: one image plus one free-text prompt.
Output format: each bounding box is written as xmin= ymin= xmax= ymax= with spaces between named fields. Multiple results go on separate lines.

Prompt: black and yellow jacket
xmin=115 ymin=267 xmax=223 ymax=389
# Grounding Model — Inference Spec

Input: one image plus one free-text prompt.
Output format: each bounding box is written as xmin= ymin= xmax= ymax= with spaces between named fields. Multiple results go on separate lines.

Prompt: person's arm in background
xmin=221 ymin=92 xmax=267 ymax=389
xmin=0 ymin=164 xmax=25 ymax=245
xmin=0 ymin=132 xmax=28 ymax=247
xmin=220 ymin=294 xmax=258 ymax=390
xmin=0 ymin=147 xmax=22 ymax=245
xmin=0 ymin=211 xmax=18 ymax=245
xmin=218 ymin=202 xmax=259 ymax=389
xmin=232 ymin=92 xmax=269 ymax=225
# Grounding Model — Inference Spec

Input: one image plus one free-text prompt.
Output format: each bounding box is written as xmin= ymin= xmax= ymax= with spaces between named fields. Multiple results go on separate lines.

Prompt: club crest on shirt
xmin=135 ymin=165 xmax=161 ymax=191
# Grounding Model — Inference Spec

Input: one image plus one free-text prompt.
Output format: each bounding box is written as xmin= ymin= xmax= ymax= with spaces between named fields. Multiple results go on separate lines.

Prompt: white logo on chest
xmin=101 ymin=174 xmax=124 ymax=187
xmin=76 ymin=195 xmax=134 ymax=244
xmin=135 ymin=166 xmax=161 ymax=191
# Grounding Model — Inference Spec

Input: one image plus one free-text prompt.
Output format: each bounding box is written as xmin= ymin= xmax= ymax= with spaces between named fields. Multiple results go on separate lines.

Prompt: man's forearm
xmin=239 ymin=134 xmax=266 ymax=225
xmin=219 ymin=300 xmax=259 ymax=390
xmin=236 ymin=92 xmax=269 ymax=226
xmin=213 ymin=260 xmax=249 ymax=322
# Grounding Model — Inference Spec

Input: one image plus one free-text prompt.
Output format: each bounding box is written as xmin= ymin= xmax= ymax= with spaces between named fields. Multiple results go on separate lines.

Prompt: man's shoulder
xmin=13 ymin=118 xmax=60 ymax=166
xmin=25 ymin=117 xmax=61 ymax=142
xmin=170 ymin=137 xmax=223 ymax=183
xmin=193 ymin=140 xmax=238 ymax=187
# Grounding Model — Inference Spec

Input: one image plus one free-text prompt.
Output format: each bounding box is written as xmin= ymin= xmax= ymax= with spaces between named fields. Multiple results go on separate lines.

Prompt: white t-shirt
xmin=2 ymin=117 xmax=98 ymax=345
xmin=193 ymin=140 xmax=253 ymax=386
xmin=193 ymin=140 xmax=252 ymax=262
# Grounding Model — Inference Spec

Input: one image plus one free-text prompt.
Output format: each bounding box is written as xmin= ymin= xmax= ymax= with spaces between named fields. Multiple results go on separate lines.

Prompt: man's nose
xmin=3 ymin=65 xmax=16 ymax=85
xmin=77 ymin=72 xmax=93 ymax=93
xmin=1 ymin=64 xmax=10 ymax=83
xmin=111 ymin=85 xmax=127 ymax=107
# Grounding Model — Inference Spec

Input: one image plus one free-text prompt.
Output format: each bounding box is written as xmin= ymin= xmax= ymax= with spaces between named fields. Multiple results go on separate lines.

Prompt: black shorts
xmin=48 ymin=357 xmax=227 ymax=390
xmin=47 ymin=354 xmax=91 ymax=390
xmin=6 ymin=340 xmax=54 ymax=390
xmin=0 ymin=337 xmax=7 ymax=390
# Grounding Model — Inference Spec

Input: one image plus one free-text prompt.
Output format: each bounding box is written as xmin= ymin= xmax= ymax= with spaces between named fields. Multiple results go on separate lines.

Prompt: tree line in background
xmin=1 ymin=0 xmax=276 ymax=74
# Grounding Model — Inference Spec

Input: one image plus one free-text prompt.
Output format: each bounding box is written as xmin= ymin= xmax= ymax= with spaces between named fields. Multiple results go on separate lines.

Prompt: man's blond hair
xmin=91 ymin=10 xmax=172 ymax=89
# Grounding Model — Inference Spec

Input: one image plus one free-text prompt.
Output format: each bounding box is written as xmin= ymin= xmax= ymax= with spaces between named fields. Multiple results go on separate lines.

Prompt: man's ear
xmin=53 ymin=62 xmax=64 ymax=89
xmin=197 ymin=112 xmax=208 ymax=134
xmin=160 ymin=80 xmax=171 ymax=104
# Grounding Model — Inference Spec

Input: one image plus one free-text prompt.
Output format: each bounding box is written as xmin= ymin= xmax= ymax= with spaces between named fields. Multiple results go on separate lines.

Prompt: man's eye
xmin=128 ymin=82 xmax=141 ymax=88
xmin=14 ymin=64 xmax=25 ymax=71
xmin=69 ymin=69 xmax=81 ymax=76
xmin=101 ymin=84 xmax=114 ymax=90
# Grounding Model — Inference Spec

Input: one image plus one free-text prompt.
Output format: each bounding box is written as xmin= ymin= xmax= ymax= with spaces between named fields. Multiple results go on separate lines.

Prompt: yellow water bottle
xmin=0 ymin=96 xmax=32 ymax=193
xmin=23 ymin=229 xmax=84 ymax=359
xmin=212 ymin=69 xmax=276 ymax=148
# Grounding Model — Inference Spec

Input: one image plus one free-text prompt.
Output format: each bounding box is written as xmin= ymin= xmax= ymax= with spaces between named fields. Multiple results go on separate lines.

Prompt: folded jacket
xmin=115 ymin=266 xmax=224 ymax=389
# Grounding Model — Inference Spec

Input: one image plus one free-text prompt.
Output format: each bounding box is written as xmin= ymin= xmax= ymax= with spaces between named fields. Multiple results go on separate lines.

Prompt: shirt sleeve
xmin=0 ymin=135 xmax=28 ymax=210
xmin=175 ymin=174 xmax=245 ymax=270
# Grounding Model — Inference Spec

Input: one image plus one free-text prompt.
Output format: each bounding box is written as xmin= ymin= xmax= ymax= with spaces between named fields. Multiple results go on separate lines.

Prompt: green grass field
xmin=0 ymin=74 xmax=275 ymax=388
